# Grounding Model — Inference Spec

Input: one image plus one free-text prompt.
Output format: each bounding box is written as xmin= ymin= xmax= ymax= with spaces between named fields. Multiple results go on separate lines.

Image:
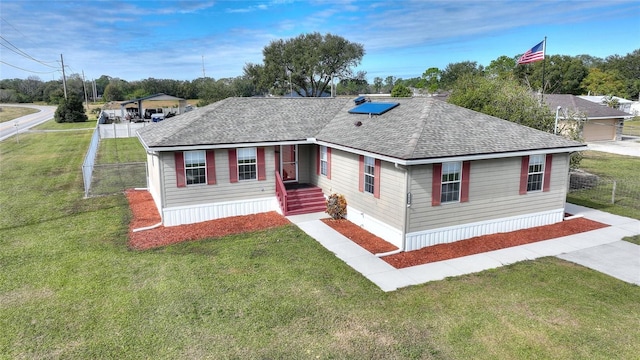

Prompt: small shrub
xmin=326 ymin=193 xmax=347 ymax=220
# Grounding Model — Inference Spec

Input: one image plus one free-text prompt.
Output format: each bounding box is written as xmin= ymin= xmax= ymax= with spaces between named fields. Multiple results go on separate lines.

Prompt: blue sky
xmin=1 ymin=0 xmax=639 ymax=82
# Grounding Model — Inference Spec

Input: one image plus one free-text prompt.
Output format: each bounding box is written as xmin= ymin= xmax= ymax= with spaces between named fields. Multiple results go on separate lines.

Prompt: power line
xmin=0 ymin=35 xmax=58 ymax=68
xmin=0 ymin=60 xmax=59 ymax=75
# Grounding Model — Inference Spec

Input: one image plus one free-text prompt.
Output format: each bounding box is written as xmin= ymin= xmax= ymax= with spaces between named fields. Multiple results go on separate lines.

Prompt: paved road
xmin=0 ymin=104 xmax=56 ymax=141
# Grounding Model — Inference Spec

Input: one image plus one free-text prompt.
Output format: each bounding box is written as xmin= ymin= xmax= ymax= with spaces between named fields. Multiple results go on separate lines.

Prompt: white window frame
xmin=237 ymin=147 xmax=257 ymax=181
xmin=527 ymin=154 xmax=544 ymax=192
xmin=364 ymin=156 xmax=375 ymax=194
xmin=184 ymin=150 xmax=206 ymax=185
xmin=320 ymin=146 xmax=328 ymax=176
xmin=441 ymin=161 xmax=461 ymax=203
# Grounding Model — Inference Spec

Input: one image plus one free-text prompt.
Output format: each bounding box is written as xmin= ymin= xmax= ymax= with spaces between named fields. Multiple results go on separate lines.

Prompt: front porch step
xmin=284 ymin=186 xmax=326 ymax=216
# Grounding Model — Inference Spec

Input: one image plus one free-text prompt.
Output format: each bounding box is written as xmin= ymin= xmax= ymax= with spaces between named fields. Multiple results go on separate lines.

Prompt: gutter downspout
xmin=375 ymin=162 xmax=408 ymax=257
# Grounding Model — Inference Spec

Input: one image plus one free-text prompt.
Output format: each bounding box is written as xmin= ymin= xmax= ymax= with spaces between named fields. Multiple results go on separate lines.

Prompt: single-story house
xmin=578 ymin=95 xmax=634 ymax=115
xmin=544 ymin=94 xmax=629 ymax=141
xmin=136 ymin=97 xmax=586 ymax=252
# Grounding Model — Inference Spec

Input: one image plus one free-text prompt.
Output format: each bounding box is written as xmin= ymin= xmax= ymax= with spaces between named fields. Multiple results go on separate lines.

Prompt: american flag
xmin=517 ymin=40 xmax=545 ymax=64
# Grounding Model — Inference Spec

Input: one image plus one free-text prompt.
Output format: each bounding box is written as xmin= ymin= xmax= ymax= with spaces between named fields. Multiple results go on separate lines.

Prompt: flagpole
xmin=540 ymin=36 xmax=547 ymax=102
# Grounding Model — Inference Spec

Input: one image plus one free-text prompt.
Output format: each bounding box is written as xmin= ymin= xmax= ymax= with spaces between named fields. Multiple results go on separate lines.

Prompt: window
xmin=527 ymin=154 xmax=544 ymax=192
xmin=237 ymin=147 xmax=257 ymax=181
xmin=441 ymin=162 xmax=461 ymax=203
xmin=184 ymin=150 xmax=206 ymax=185
xmin=320 ymin=146 xmax=328 ymax=176
xmin=364 ymin=156 xmax=375 ymax=194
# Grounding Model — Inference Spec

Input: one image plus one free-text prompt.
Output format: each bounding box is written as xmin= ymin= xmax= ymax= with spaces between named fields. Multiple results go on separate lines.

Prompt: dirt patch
xmin=322 ymin=216 xmax=608 ymax=269
xmin=126 ymin=190 xmax=290 ymax=250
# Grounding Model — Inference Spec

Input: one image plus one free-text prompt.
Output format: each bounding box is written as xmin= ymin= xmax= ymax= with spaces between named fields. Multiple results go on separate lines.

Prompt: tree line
xmin=1 ymin=33 xmax=638 ymax=106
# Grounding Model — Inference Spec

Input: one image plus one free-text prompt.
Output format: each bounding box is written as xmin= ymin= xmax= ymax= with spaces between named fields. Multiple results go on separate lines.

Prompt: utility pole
xmin=202 ymin=55 xmax=206 ymax=78
xmin=60 ymin=54 xmax=68 ymax=99
xmin=82 ymin=70 xmax=89 ymax=112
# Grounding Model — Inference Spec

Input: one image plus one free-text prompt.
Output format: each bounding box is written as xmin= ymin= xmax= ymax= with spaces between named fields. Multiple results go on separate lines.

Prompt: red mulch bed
xmin=126 ymin=189 xmax=290 ymax=250
xmin=321 ymin=219 xmax=399 ymax=254
xmin=321 ymin=216 xmax=609 ymax=269
xmin=126 ymin=189 xmax=609 ymax=268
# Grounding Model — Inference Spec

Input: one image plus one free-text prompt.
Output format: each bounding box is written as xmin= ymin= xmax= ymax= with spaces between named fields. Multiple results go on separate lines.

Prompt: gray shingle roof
xmin=137 ymin=96 xmax=584 ymax=160
xmin=544 ymin=94 xmax=628 ymax=118
xmin=137 ymin=97 xmax=349 ymax=147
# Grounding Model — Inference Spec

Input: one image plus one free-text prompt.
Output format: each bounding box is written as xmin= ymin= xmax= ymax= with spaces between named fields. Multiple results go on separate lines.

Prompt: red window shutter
xmin=543 ymin=154 xmax=553 ymax=192
xmin=373 ymin=159 xmax=381 ymax=199
xmin=316 ymin=146 xmax=321 ymax=175
xmin=519 ymin=156 xmax=529 ymax=195
xmin=206 ymin=150 xmax=216 ymax=185
xmin=432 ymin=163 xmax=442 ymax=206
xmin=461 ymin=160 xmax=471 ymax=202
xmin=175 ymin=152 xmax=186 ymax=188
xmin=228 ymin=149 xmax=238 ymax=183
xmin=327 ymin=147 xmax=332 ymax=180
xmin=358 ymin=155 xmax=364 ymax=192
xmin=274 ymin=146 xmax=280 ymax=174
xmin=257 ymin=147 xmax=266 ymax=181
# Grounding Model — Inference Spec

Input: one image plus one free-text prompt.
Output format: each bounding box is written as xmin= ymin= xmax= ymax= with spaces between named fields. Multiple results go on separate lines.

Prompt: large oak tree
xmin=244 ymin=33 xmax=364 ymax=97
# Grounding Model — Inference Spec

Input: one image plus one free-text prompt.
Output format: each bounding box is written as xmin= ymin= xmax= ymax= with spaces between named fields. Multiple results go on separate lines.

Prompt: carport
xmin=119 ymin=93 xmax=188 ymax=120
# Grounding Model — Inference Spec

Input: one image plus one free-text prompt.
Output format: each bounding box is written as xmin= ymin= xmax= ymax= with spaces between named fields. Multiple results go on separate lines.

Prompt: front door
xmin=280 ymin=145 xmax=298 ymax=183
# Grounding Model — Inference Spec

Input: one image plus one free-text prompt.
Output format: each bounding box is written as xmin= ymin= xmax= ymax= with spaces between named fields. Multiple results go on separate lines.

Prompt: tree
xmin=420 ymin=67 xmax=441 ymax=93
xmin=54 ymin=95 xmax=87 ymax=123
xmin=602 ymin=49 xmax=640 ymax=100
xmin=245 ymin=33 xmax=364 ymax=97
xmin=581 ymin=68 xmax=626 ymax=97
xmin=485 ymin=56 xmax=516 ymax=80
xmin=448 ymin=74 xmax=554 ymax=132
xmin=383 ymin=76 xmax=396 ymax=93
xmin=336 ymin=71 xmax=369 ymax=95
xmin=515 ymin=55 xmax=588 ymax=95
xmin=373 ymin=77 xmax=383 ymax=93
xmin=391 ymin=84 xmax=412 ymax=97
xmin=439 ymin=61 xmax=484 ymax=90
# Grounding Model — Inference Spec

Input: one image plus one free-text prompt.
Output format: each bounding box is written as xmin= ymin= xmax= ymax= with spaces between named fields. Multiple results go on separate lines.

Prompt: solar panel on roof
xmin=348 ymin=102 xmax=399 ymax=115
xmin=353 ymin=96 xmax=367 ymax=105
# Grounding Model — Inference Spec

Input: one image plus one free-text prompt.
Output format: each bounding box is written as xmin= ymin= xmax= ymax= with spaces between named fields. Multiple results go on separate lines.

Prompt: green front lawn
xmin=1 ymin=131 xmax=639 ymax=359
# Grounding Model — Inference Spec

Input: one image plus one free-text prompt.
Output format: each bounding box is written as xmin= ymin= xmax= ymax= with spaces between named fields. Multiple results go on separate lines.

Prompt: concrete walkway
xmin=287 ymin=203 xmax=640 ymax=292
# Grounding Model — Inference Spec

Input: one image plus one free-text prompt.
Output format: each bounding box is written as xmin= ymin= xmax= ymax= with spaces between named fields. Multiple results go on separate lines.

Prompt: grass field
xmin=1 ymin=131 xmax=639 ymax=359
xmin=0 ymin=106 xmax=39 ymax=123
xmin=622 ymin=118 xmax=640 ymax=137
xmin=567 ymin=151 xmax=640 ymax=219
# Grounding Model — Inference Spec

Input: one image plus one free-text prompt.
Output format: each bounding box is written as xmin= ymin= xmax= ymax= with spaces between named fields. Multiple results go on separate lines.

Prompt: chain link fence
xmin=83 ymin=123 xmax=148 ymax=197
xmin=568 ymin=171 xmax=640 ymax=212
xmin=88 ymin=162 xmax=148 ymax=197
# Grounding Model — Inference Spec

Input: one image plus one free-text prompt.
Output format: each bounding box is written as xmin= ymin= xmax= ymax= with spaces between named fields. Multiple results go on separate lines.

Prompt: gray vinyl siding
xmin=407 ymin=154 xmax=570 ymax=233
xmin=162 ymin=148 xmax=276 ymax=208
xmin=313 ymin=147 xmax=406 ymax=231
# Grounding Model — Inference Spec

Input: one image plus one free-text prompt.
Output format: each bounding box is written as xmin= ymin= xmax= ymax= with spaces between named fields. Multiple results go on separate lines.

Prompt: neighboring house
xmin=136 ymin=97 xmax=586 ymax=252
xmin=544 ymin=94 xmax=629 ymax=141
xmin=578 ymin=95 xmax=634 ymax=114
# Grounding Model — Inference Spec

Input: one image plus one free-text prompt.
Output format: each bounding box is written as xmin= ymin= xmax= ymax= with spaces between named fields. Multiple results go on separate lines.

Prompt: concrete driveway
xmin=557 ymin=241 xmax=640 ymax=285
xmin=587 ymin=139 xmax=640 ymax=157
